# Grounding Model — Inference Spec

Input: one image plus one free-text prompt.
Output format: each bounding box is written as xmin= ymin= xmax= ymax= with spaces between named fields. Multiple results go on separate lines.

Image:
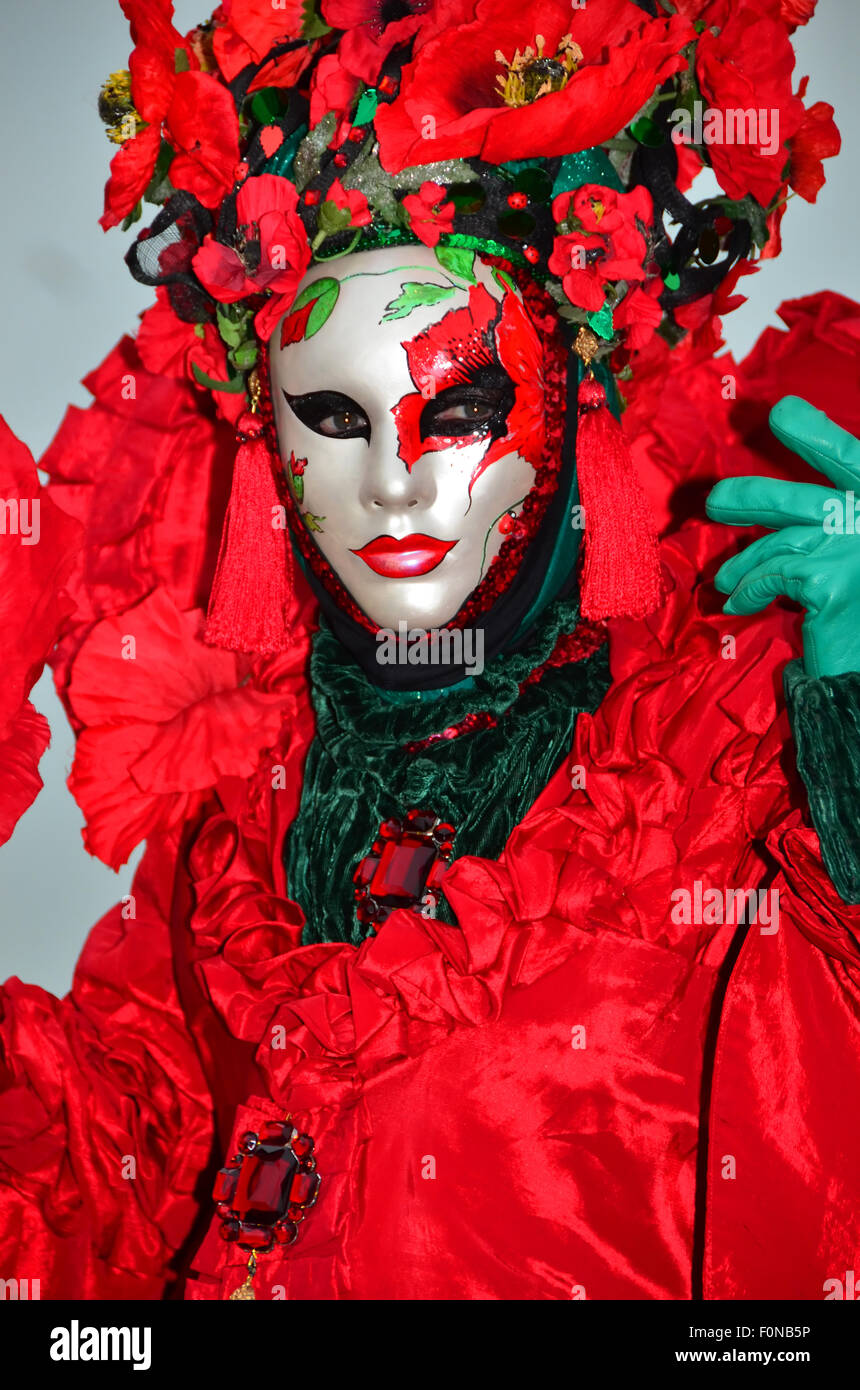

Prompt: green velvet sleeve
xmin=784 ymin=659 xmax=860 ymax=904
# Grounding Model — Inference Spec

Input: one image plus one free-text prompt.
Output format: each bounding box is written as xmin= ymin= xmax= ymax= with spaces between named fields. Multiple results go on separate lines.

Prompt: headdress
xmin=99 ymin=0 xmax=839 ymax=657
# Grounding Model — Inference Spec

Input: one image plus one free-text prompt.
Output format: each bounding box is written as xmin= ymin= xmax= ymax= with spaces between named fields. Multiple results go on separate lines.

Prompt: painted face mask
xmin=269 ymin=245 xmax=557 ymax=634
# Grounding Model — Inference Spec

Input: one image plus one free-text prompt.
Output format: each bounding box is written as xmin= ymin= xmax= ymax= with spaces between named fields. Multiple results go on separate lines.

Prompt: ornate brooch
xmin=212 ymin=1118 xmax=320 ymax=1300
xmin=352 ymin=808 xmax=456 ymax=930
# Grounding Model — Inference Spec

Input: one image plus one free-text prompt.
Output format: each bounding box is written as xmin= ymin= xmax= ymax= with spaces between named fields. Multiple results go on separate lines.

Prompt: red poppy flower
xmin=101 ymin=6 xmax=240 ymax=229
xmin=163 ymin=71 xmax=243 ymax=210
xmin=67 ymin=588 xmax=293 ymax=869
xmin=549 ymin=185 xmax=654 ymax=313
xmin=326 ymin=177 xmax=372 ymax=228
xmin=392 ymin=279 xmax=544 ymax=482
xmin=100 ymin=1 xmax=193 ymax=230
xmin=322 ymin=0 xmax=429 ymax=85
xmin=787 ymin=79 xmax=841 ymax=203
xmin=673 ymin=0 xmax=816 ymax=27
xmin=309 ymin=52 xmax=362 ymax=142
xmin=674 ymin=258 xmax=758 ymax=356
xmin=212 ymin=0 xmax=306 ymax=81
xmin=401 ymin=182 xmax=455 ymax=247
xmin=374 ymin=0 xmax=694 ymax=172
xmin=192 ymin=174 xmax=311 ymax=325
xmin=695 ymin=1 xmax=805 ymax=207
xmin=136 ymin=289 xmax=245 ymax=426
xmin=614 ymin=279 xmax=664 ymax=352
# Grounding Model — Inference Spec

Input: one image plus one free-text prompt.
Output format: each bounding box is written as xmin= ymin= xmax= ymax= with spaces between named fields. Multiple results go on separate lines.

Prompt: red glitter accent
xmin=403 ymin=618 xmax=606 ymax=753
xmin=444 ymin=260 xmax=568 ymax=632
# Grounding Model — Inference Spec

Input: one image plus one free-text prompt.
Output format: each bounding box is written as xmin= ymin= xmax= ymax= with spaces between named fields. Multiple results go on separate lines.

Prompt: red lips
xmin=352 ymin=534 xmax=457 ymax=578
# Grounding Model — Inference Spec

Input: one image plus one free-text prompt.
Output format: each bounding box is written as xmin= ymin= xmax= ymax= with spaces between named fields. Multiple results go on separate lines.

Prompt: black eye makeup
xmin=284 ymin=389 xmax=370 ymax=442
xmin=419 ymin=366 xmax=515 ymax=443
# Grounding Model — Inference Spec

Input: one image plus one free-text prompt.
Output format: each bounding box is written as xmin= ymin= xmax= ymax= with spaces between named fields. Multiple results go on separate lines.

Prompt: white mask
xmin=269 ymin=245 xmax=546 ymax=631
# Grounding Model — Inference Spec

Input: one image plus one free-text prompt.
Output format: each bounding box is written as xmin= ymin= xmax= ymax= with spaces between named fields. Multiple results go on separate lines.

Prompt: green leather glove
xmin=706 ymin=396 xmax=860 ymax=678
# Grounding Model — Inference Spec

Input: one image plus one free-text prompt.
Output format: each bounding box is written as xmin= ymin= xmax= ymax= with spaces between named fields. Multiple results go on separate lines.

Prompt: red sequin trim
xmin=403 ymin=615 xmax=606 ymax=754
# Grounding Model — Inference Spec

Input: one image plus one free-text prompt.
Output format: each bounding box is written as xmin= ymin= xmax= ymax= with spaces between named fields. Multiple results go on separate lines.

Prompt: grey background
xmin=0 ymin=0 xmax=857 ymax=995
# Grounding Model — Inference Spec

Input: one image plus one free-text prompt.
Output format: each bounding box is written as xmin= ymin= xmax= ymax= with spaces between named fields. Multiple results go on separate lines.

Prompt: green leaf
xmin=143 ymin=141 xmax=175 ymax=205
xmin=191 ymin=362 xmax=247 ymax=393
xmin=229 ymin=341 xmax=259 ymax=370
xmin=120 ymin=201 xmax=142 ymax=231
xmin=306 ymin=283 xmax=340 ymax=336
xmin=287 ymin=277 xmax=340 ymax=337
xmin=318 ymin=199 xmax=354 ymax=236
xmin=704 ymin=195 xmax=769 ymax=250
xmin=174 ymin=47 xmax=190 ymax=74
xmin=289 ymin=278 xmax=335 ymax=314
xmin=290 ymin=472 xmax=304 ymax=505
xmin=301 ymin=0 xmax=331 ymax=39
xmin=491 ymin=266 xmax=516 ymax=295
xmin=381 ymin=282 xmax=455 ymax=322
xmin=303 ymin=512 xmax=325 ymax=532
xmin=663 ymin=271 xmax=681 ymax=291
xmin=630 ymin=115 xmax=663 ymax=148
xmin=435 ymin=245 xmax=476 ymax=283
xmin=216 ymin=306 xmax=249 ymax=348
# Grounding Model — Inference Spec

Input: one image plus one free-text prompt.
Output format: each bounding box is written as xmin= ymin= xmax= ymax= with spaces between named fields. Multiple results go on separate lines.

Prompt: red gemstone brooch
xmin=213 ymin=1118 xmax=320 ymax=1299
xmin=352 ymin=808 xmax=456 ymax=930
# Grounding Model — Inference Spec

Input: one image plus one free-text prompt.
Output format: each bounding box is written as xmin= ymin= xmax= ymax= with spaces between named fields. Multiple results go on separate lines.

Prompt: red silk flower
xmin=327 ymin=178 xmax=372 ymax=227
xmin=672 ymin=0 xmax=817 ymax=27
xmin=192 ymin=174 xmax=312 ymax=337
xmin=136 ymin=288 xmax=246 ymax=426
xmin=101 ymin=4 xmax=240 ymax=229
xmin=549 ymin=184 xmax=655 ymax=314
xmin=212 ymin=0 xmax=306 ymax=81
xmin=66 ymin=588 xmax=293 ymax=870
xmin=401 ymin=181 xmax=455 ymax=247
xmin=322 ymin=0 xmax=430 ymax=84
xmin=695 ymin=0 xmax=805 ymax=207
xmin=374 ymin=0 xmax=694 ymax=171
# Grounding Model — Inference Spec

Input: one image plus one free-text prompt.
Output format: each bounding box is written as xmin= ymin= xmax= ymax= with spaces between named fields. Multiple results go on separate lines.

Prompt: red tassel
xmin=575 ymin=375 xmax=663 ymax=621
xmin=205 ymin=410 xmax=292 ymax=653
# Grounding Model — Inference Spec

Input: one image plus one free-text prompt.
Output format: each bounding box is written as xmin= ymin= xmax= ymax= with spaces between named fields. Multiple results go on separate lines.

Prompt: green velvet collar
xmin=284 ymin=593 xmax=610 ymax=944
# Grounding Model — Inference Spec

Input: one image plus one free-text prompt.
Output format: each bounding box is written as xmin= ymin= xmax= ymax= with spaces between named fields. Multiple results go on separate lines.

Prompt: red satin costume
xmin=1 ymin=293 xmax=859 ymax=1300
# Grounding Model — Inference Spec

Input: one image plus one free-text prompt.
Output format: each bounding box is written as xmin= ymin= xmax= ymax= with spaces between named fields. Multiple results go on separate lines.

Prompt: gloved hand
xmin=706 ymin=395 xmax=860 ymax=679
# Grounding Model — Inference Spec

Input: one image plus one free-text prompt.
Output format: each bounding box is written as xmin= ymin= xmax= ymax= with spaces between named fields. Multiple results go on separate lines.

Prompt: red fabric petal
xmin=66 ymin=588 xmax=292 ymax=868
xmin=375 ymin=0 xmax=693 ymax=170
xmin=0 ymin=702 xmax=50 ymax=847
xmin=99 ymin=124 xmax=162 ymax=231
xmin=165 ymin=71 xmax=240 ymax=210
xmin=128 ymin=44 xmax=175 ymax=124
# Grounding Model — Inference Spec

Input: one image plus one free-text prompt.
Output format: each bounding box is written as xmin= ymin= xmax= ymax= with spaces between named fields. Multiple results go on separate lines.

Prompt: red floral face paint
xmin=391 ymin=280 xmax=545 ymax=490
